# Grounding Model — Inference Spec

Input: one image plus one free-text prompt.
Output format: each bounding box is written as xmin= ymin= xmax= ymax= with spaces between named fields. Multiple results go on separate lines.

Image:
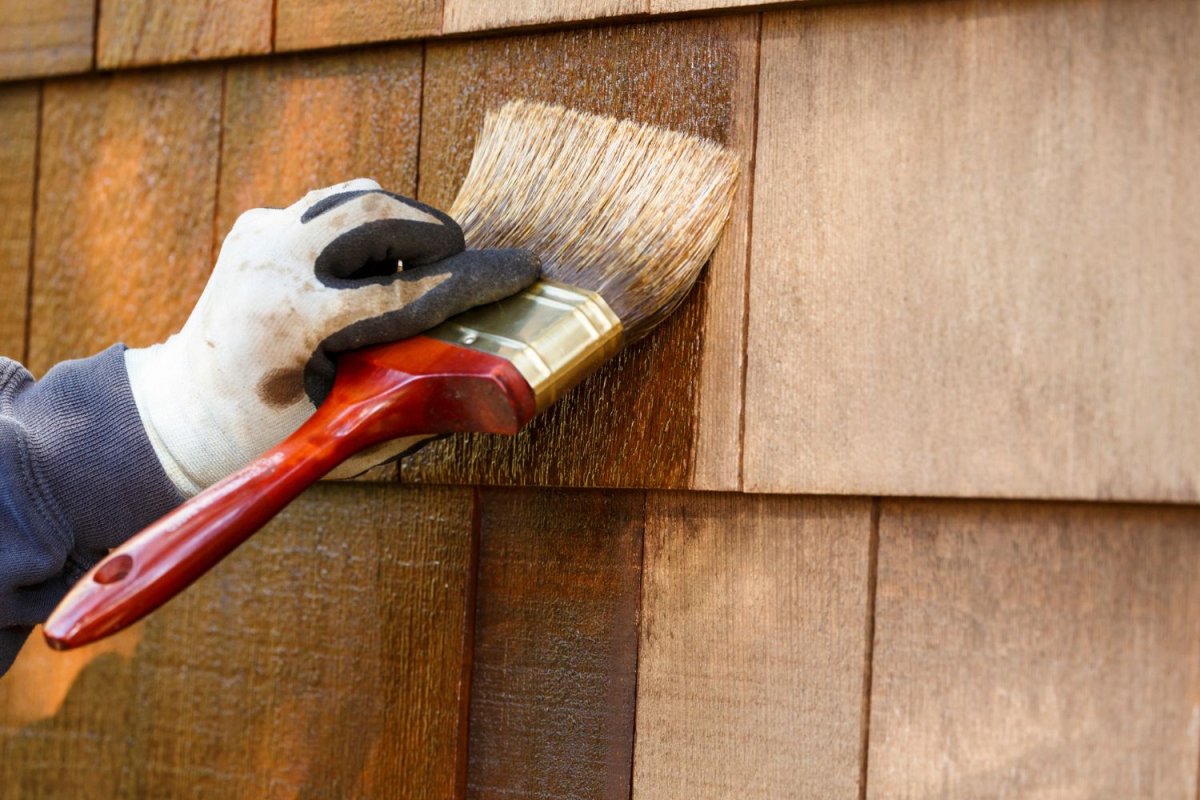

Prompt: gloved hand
xmin=125 ymin=178 xmax=539 ymax=496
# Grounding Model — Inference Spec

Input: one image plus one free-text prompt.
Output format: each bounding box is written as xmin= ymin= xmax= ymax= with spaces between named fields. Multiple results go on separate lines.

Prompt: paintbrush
xmin=43 ymin=100 xmax=739 ymax=650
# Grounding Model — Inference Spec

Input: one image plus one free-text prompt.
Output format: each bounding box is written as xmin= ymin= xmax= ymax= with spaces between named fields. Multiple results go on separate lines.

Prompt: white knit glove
xmin=125 ymin=178 xmax=538 ymax=496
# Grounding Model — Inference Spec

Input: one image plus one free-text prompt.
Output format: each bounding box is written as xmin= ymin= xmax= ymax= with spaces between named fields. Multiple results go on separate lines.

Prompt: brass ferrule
xmin=425 ymin=280 xmax=624 ymax=412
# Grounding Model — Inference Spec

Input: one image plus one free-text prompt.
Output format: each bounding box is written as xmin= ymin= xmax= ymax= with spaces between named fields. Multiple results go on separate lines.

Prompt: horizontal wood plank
xmin=468 ymin=488 xmax=643 ymax=799
xmin=30 ymin=68 xmax=222 ymax=375
xmin=0 ymin=484 xmax=475 ymax=798
xmin=401 ymin=15 xmax=757 ymax=491
xmin=868 ymin=499 xmax=1200 ymax=797
xmin=0 ymin=86 xmax=38 ymax=359
xmin=274 ymin=0 xmax=440 ymax=51
xmin=633 ymin=492 xmax=874 ymax=798
xmin=744 ymin=0 xmax=1200 ymax=501
xmin=0 ymin=0 xmax=92 ymax=80
xmin=97 ymin=0 xmax=272 ymax=68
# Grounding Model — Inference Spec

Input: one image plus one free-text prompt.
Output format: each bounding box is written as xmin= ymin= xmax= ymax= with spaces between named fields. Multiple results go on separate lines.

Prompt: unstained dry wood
xmin=633 ymin=492 xmax=874 ymax=798
xmin=468 ymin=488 xmax=643 ymax=799
xmin=868 ymin=499 xmax=1200 ymax=798
xmin=30 ymin=69 xmax=222 ymax=375
xmin=97 ymin=0 xmax=272 ymax=68
xmin=275 ymin=0 xmax=440 ymax=51
xmin=0 ymin=86 xmax=38 ymax=359
xmin=650 ymin=0 xmax=772 ymax=9
xmin=401 ymin=15 xmax=757 ymax=491
xmin=0 ymin=483 xmax=476 ymax=799
xmin=744 ymin=0 xmax=1200 ymax=501
xmin=0 ymin=0 xmax=92 ymax=80
xmin=443 ymin=0 xmax=644 ymax=35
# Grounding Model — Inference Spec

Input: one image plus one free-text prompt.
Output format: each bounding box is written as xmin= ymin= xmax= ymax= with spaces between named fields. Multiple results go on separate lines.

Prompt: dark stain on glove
xmin=258 ymin=366 xmax=307 ymax=409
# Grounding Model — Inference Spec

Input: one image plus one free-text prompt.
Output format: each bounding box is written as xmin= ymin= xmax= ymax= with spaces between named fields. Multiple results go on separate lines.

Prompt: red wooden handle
xmin=43 ymin=336 xmax=536 ymax=650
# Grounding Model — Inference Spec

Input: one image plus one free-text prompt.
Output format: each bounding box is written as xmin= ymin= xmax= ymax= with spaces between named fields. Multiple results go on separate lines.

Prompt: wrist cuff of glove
xmin=17 ymin=345 xmax=184 ymax=554
xmin=125 ymin=341 xmax=254 ymax=497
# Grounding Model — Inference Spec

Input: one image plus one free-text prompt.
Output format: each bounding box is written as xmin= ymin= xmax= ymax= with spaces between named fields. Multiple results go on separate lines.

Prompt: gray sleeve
xmin=0 ymin=345 xmax=182 ymax=672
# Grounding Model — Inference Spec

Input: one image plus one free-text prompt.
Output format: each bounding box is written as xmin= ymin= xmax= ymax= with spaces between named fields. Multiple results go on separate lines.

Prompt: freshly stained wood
xmin=744 ymin=0 xmax=1200 ymax=501
xmin=0 ymin=0 xmax=92 ymax=80
xmin=633 ymin=492 xmax=873 ymax=799
xmin=275 ymin=0 xmax=440 ymax=50
xmin=868 ymin=499 xmax=1200 ymax=797
xmin=218 ymin=47 xmax=423 ymax=239
xmin=30 ymin=69 xmax=221 ymax=375
xmin=97 ymin=0 xmax=271 ymax=67
xmin=0 ymin=484 xmax=476 ymax=799
xmin=443 ymin=0 xmax=643 ymax=34
xmin=468 ymin=488 xmax=643 ymax=799
xmin=402 ymin=15 xmax=757 ymax=491
xmin=0 ymin=87 xmax=38 ymax=359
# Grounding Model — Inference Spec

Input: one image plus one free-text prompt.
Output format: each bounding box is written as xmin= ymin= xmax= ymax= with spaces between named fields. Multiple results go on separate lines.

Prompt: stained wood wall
xmin=0 ymin=0 xmax=1197 ymax=798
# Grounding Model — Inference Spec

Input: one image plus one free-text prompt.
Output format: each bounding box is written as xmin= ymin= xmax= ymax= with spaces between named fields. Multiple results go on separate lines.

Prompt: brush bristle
xmin=450 ymin=100 xmax=739 ymax=342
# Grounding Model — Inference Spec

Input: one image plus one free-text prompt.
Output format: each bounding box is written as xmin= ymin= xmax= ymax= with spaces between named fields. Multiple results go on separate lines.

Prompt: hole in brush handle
xmin=93 ymin=554 xmax=134 ymax=585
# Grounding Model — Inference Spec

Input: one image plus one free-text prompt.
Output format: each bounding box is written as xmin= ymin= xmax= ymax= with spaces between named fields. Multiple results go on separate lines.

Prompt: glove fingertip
xmin=444 ymin=247 xmax=542 ymax=293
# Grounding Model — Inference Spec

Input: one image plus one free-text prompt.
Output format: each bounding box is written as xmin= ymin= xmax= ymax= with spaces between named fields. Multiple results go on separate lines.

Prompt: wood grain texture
xmin=0 ymin=0 xmax=92 ymax=80
xmin=275 ymin=0 xmax=440 ymax=51
xmin=691 ymin=20 xmax=758 ymax=490
xmin=443 ymin=0 xmax=644 ymax=35
xmin=96 ymin=0 xmax=271 ymax=68
xmin=0 ymin=483 xmax=475 ymax=799
xmin=0 ymin=86 xmax=38 ymax=359
xmin=401 ymin=15 xmax=757 ymax=491
xmin=217 ymin=46 xmax=423 ymax=239
xmin=868 ymin=499 xmax=1200 ymax=798
xmin=30 ymin=68 xmax=221 ymax=376
xmin=633 ymin=492 xmax=874 ymax=799
xmin=744 ymin=0 xmax=1200 ymax=501
xmin=468 ymin=488 xmax=643 ymax=799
